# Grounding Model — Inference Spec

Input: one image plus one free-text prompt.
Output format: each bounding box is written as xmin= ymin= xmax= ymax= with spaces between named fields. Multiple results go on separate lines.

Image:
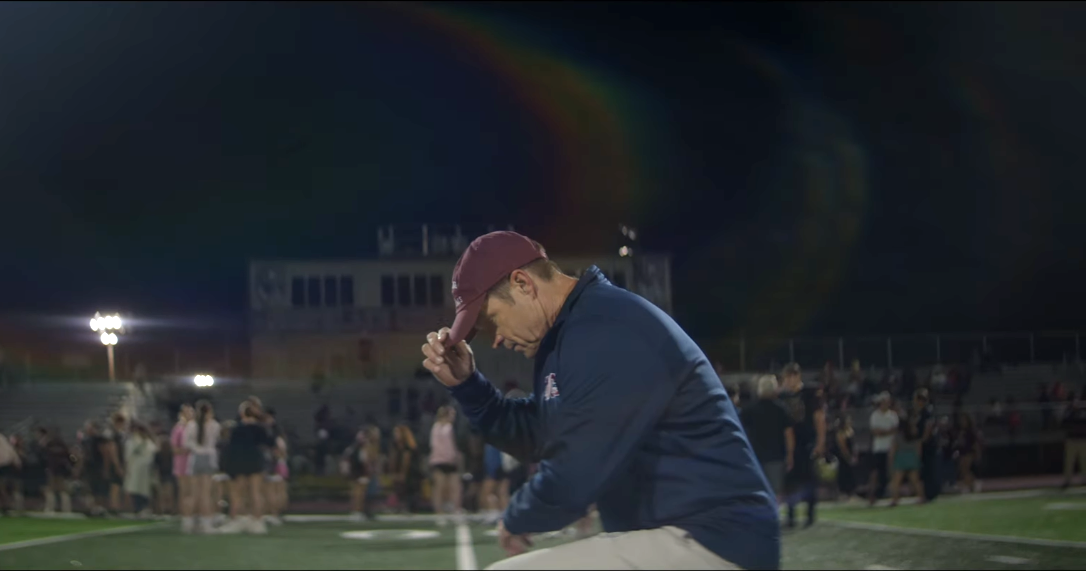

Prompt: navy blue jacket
xmin=449 ymin=266 xmax=780 ymax=570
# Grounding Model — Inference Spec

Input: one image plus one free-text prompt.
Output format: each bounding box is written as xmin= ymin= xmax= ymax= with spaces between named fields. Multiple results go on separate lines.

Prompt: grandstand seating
xmin=0 ymin=381 xmax=138 ymax=439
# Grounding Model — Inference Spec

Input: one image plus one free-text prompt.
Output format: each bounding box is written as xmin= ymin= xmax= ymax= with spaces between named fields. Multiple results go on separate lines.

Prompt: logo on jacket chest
xmin=543 ymin=373 xmax=560 ymax=400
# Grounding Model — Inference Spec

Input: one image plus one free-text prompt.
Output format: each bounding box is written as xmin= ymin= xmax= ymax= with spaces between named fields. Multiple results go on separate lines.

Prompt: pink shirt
xmin=428 ymin=422 xmax=457 ymax=467
xmin=170 ymin=422 xmax=189 ymax=477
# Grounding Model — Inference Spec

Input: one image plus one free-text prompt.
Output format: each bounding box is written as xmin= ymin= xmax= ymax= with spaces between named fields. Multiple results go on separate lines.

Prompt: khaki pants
xmin=486 ymin=526 xmax=741 ymax=570
xmin=1066 ymin=439 xmax=1086 ymax=480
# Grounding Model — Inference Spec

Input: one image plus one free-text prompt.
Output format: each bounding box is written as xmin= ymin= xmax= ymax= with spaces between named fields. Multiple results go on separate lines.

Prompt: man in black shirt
xmin=740 ymin=375 xmax=795 ymax=499
xmin=778 ymin=363 xmax=826 ymax=528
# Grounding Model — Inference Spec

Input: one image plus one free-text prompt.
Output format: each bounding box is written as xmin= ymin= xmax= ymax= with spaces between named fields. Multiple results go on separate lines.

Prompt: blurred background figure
xmin=123 ymin=422 xmax=159 ymax=518
xmin=739 ymin=375 xmax=794 ymax=501
xmin=0 ymin=431 xmax=22 ymax=515
xmin=37 ymin=427 xmax=74 ymax=516
xmin=429 ymin=405 xmax=462 ymax=526
xmin=867 ymin=392 xmax=898 ymax=505
xmin=172 ymin=405 xmax=194 ymax=525
xmin=833 ymin=414 xmax=859 ymax=502
xmin=183 ymin=400 xmax=220 ymax=534
xmin=1061 ymin=393 xmax=1085 ymax=490
xmin=219 ymin=401 xmax=272 ymax=535
xmin=388 ymin=423 xmax=420 ymax=514
xmin=954 ymin=412 xmax=982 ymax=494
xmin=264 ymin=407 xmax=289 ymax=527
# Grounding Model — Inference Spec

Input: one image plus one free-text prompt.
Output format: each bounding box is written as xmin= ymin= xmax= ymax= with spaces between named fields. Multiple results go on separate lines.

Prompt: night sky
xmin=2 ymin=1 xmax=1084 ymax=340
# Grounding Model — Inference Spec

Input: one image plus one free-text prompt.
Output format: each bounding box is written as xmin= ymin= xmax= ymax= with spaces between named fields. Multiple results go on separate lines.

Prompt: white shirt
xmin=869 ymin=409 xmax=899 ymax=453
xmin=183 ymin=419 xmax=221 ymax=456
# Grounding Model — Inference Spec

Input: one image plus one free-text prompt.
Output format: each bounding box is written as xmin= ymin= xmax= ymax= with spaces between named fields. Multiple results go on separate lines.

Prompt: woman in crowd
xmin=211 ymin=421 xmax=234 ymax=526
xmin=171 ymin=405 xmax=193 ymax=523
xmin=123 ymin=422 xmax=159 ymax=517
xmin=833 ymin=414 xmax=859 ymax=502
xmin=0 ymin=432 xmax=22 ymax=515
xmin=388 ymin=423 xmax=419 ymax=514
xmin=39 ymin=427 xmax=75 ymax=515
xmin=429 ymin=405 xmax=462 ymax=526
xmin=480 ymin=440 xmax=509 ymax=524
xmin=219 ymin=401 xmax=273 ymax=534
xmin=954 ymin=412 xmax=982 ymax=494
xmin=343 ymin=428 xmax=372 ymax=522
xmin=363 ymin=425 xmax=384 ymax=518
xmin=263 ymin=407 xmax=288 ymax=526
xmin=183 ymin=400 xmax=221 ymax=534
xmin=154 ymin=424 xmax=175 ymax=515
xmin=889 ymin=394 xmax=929 ymax=506
xmin=107 ymin=413 xmax=129 ymax=514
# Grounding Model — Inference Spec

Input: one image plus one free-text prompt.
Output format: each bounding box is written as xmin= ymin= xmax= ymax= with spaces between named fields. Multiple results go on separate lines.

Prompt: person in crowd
xmin=183 ymin=400 xmax=221 ymax=534
xmin=108 ymin=413 xmax=130 ymax=514
xmin=211 ymin=422 xmax=234 ymax=526
xmin=1062 ymin=392 xmax=1086 ymax=490
xmin=481 ymin=439 xmax=510 ymax=524
xmin=935 ymin=415 xmax=957 ymax=495
xmin=0 ymin=431 xmax=22 ymax=515
xmin=263 ymin=407 xmax=288 ymax=526
xmin=172 ymin=405 xmax=193 ymax=525
xmin=389 ymin=423 xmax=420 ymax=514
xmin=153 ymin=424 xmax=175 ymax=515
xmin=889 ymin=390 xmax=931 ymax=507
xmin=219 ymin=401 xmax=274 ymax=534
xmin=867 ymin=392 xmax=898 ymax=505
xmin=1005 ymin=395 xmax=1022 ymax=441
xmin=984 ymin=398 xmax=1004 ymax=429
xmin=917 ymin=388 xmax=939 ymax=503
xmin=464 ymin=431 xmax=487 ymax=515
xmin=954 ymin=412 xmax=982 ymax=494
xmin=780 ymin=363 xmax=826 ymax=528
xmin=364 ymin=425 xmax=384 ymax=517
xmin=833 ymin=414 xmax=858 ymax=502
xmin=429 ymin=405 xmax=462 ymax=526
xmin=343 ymin=428 xmax=371 ymax=522
xmin=739 ymin=375 xmax=794 ymax=501
xmin=38 ymin=427 xmax=75 ymax=515
xmin=123 ymin=422 xmax=159 ymax=517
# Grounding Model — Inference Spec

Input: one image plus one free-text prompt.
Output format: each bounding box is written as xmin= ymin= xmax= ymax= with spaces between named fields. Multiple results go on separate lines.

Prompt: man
xmin=867 ymin=392 xmax=897 ymax=505
xmin=740 ymin=375 xmax=795 ymax=500
xmin=777 ymin=364 xmax=826 ymax=528
xmin=421 ymin=231 xmax=778 ymax=570
xmin=0 ymin=431 xmax=22 ymax=515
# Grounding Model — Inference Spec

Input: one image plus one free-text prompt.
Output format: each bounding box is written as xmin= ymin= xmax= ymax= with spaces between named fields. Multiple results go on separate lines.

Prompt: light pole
xmin=90 ymin=313 xmax=124 ymax=382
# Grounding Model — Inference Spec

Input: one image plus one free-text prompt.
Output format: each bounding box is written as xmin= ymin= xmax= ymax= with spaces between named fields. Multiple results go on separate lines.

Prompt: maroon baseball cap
xmin=445 ymin=231 xmax=546 ymax=347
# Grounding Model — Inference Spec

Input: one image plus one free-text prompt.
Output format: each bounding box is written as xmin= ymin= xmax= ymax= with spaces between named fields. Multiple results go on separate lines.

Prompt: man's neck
xmin=541 ymin=275 xmax=579 ymax=330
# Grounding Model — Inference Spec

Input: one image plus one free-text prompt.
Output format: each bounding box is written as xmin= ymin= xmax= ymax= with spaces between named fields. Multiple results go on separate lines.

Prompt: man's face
xmin=479 ymin=273 xmax=550 ymax=359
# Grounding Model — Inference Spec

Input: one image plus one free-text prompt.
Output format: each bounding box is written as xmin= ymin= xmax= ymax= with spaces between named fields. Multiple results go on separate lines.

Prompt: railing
xmin=702 ymin=331 xmax=1084 ymax=372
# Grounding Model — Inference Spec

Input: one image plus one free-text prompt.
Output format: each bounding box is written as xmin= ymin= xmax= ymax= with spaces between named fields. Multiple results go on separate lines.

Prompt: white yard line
xmin=0 ymin=522 xmax=162 ymax=552
xmin=456 ymin=522 xmax=478 ymax=571
xmin=825 ymin=520 xmax=1086 ymax=550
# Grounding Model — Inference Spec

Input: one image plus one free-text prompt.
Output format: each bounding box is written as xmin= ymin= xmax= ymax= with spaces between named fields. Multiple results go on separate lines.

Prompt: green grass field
xmin=1 ymin=490 xmax=1083 ymax=570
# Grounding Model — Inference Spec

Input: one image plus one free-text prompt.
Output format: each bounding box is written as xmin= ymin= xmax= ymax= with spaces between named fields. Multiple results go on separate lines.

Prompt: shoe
xmin=181 ymin=517 xmax=195 ymax=534
xmin=435 ymin=516 xmax=448 ymax=527
xmin=349 ymin=512 xmax=365 ymax=523
xmin=216 ymin=518 xmax=249 ymax=534
xmin=248 ymin=518 xmax=268 ymax=535
xmin=264 ymin=515 xmax=283 ymax=526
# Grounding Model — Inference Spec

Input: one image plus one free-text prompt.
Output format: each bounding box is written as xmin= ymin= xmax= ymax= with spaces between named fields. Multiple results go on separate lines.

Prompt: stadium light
xmin=194 ymin=374 xmax=215 ymax=388
xmin=91 ymin=312 xmax=125 ymax=382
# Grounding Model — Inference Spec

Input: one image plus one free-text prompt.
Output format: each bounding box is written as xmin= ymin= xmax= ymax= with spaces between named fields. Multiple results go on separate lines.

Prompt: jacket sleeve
xmin=502 ymin=320 xmax=676 ymax=535
xmin=448 ymin=369 xmax=540 ymax=462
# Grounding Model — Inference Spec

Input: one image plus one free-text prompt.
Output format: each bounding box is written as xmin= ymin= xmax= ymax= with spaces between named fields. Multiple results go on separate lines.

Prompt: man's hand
xmin=422 ymin=327 xmax=476 ymax=388
xmin=497 ymin=519 xmax=532 ymax=557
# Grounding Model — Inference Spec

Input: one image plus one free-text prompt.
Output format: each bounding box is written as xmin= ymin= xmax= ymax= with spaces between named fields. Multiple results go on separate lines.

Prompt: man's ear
xmin=510 ymin=269 xmax=534 ymax=296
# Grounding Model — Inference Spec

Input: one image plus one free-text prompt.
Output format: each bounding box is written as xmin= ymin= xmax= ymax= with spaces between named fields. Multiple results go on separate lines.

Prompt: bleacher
xmin=0 ymin=381 xmax=139 ymax=440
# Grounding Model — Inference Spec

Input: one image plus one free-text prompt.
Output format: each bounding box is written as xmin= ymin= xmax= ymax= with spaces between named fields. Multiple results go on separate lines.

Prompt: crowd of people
xmin=3 ymin=361 xmax=1081 ymax=533
xmin=733 ymin=360 xmax=1086 ymax=531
